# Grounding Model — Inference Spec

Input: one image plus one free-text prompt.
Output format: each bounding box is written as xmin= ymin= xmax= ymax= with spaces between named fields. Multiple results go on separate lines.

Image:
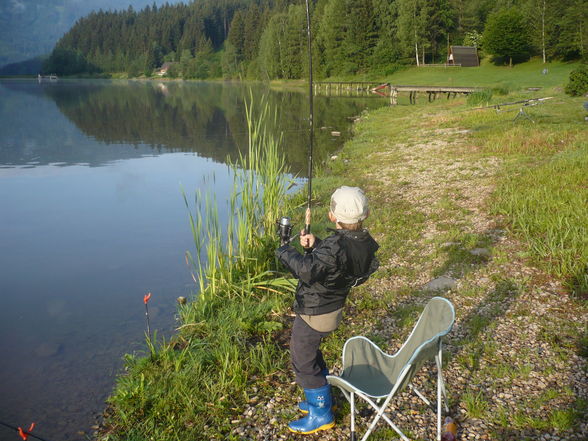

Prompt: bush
xmin=564 ymin=65 xmax=588 ymax=96
xmin=482 ymin=8 xmax=532 ymax=66
xmin=492 ymin=85 xmax=511 ymax=96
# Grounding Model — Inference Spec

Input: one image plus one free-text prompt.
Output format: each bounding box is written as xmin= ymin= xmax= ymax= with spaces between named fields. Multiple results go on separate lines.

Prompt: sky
xmin=0 ymin=0 xmax=185 ymax=67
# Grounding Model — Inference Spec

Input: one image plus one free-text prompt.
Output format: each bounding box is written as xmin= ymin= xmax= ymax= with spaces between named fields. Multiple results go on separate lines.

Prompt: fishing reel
xmin=276 ymin=217 xmax=294 ymax=246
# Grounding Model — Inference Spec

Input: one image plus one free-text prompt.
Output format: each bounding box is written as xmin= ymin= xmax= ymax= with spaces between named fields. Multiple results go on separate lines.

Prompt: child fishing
xmin=276 ymin=186 xmax=380 ymax=434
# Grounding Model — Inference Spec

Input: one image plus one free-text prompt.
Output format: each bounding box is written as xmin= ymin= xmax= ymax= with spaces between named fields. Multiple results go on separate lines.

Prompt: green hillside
xmin=362 ymin=59 xmax=580 ymax=90
xmin=41 ymin=0 xmax=587 ymax=80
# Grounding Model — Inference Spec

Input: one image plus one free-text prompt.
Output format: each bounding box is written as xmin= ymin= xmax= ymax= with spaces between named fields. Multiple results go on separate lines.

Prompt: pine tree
xmin=282 ymin=5 xmax=306 ymax=78
xmin=346 ymin=0 xmax=379 ymax=71
xmin=316 ymin=0 xmax=348 ymax=75
xmin=228 ymin=10 xmax=246 ymax=63
xmin=258 ymin=12 xmax=288 ymax=79
xmin=553 ymin=0 xmax=587 ymax=60
xmin=427 ymin=0 xmax=455 ymax=62
xmin=243 ymin=4 xmax=263 ymax=62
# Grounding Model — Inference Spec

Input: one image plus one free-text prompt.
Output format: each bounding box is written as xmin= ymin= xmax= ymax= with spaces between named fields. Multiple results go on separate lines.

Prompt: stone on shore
xmin=422 ymin=276 xmax=457 ymax=292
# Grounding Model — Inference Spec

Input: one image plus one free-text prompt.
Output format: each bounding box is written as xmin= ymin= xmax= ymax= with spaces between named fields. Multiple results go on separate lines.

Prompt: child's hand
xmin=300 ymin=231 xmax=315 ymax=249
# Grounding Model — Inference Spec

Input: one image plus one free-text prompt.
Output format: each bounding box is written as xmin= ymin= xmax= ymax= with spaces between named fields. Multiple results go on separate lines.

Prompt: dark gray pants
xmin=290 ymin=315 xmax=331 ymax=389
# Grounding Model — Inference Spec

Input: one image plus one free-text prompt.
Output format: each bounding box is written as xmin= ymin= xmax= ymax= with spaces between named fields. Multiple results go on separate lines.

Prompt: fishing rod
xmin=276 ymin=0 xmax=314 ymax=246
xmin=472 ymin=96 xmax=553 ymax=111
xmin=144 ymin=292 xmax=152 ymax=339
xmin=304 ymin=0 xmax=314 ymax=235
xmin=0 ymin=420 xmax=53 ymax=441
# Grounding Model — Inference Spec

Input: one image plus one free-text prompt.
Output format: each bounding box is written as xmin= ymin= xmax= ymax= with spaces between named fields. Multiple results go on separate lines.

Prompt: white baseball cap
xmin=330 ymin=186 xmax=369 ymax=224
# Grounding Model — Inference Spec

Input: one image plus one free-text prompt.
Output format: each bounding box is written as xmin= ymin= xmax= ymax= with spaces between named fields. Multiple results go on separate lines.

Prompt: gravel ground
xmin=229 ymin=119 xmax=588 ymax=440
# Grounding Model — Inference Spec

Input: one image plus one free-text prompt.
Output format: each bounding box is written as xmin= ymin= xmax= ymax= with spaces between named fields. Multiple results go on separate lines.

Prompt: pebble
xmin=470 ymin=248 xmax=491 ymax=258
xmin=422 ymin=275 xmax=457 ymax=292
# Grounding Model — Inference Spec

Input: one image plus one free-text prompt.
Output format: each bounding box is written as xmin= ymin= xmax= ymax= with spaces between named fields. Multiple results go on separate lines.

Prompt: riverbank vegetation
xmin=100 ymin=62 xmax=587 ymax=439
xmin=101 ymin=97 xmax=298 ymax=439
xmin=41 ymin=0 xmax=586 ymax=79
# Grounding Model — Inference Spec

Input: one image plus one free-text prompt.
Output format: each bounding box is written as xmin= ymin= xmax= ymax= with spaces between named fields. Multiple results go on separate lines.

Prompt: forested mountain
xmin=43 ymin=0 xmax=587 ymax=79
xmin=0 ymin=0 xmax=185 ymax=67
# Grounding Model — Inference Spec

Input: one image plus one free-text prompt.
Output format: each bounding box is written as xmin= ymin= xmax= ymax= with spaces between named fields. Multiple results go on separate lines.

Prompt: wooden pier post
xmin=390 ymin=87 xmax=398 ymax=105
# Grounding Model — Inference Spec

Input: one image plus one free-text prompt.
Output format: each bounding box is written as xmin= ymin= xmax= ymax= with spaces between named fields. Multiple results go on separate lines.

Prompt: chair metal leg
xmin=341 ymin=388 xmax=351 ymax=403
xmin=435 ymin=344 xmax=447 ymax=441
xmin=409 ymin=383 xmax=432 ymax=406
xmin=437 ymin=365 xmax=442 ymax=441
xmin=351 ymin=392 xmax=356 ymax=441
xmin=439 ymin=374 xmax=449 ymax=412
xmin=435 ymin=347 xmax=449 ymax=412
xmin=356 ymin=391 xmax=410 ymax=441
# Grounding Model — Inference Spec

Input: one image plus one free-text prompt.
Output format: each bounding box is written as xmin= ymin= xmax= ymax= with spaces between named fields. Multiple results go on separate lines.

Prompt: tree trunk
xmin=541 ymin=0 xmax=546 ymax=63
xmin=414 ymin=4 xmax=419 ymax=67
xmin=509 ymin=56 xmax=512 ymax=67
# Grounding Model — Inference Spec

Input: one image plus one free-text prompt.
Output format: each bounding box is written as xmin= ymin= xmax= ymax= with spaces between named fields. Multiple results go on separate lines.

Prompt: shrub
xmin=492 ymin=85 xmax=511 ymax=96
xmin=564 ymin=65 xmax=588 ymax=96
xmin=468 ymin=89 xmax=493 ymax=106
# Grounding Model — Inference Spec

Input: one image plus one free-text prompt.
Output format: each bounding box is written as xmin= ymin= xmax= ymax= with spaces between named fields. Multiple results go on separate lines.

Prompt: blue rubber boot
xmin=299 ymin=396 xmax=337 ymax=413
xmin=298 ymin=368 xmax=329 ymax=413
xmin=298 ymin=388 xmax=337 ymax=414
xmin=288 ymin=384 xmax=335 ymax=434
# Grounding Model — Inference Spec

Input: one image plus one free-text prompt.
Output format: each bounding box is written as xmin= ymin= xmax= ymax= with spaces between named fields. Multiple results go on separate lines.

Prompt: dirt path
xmin=232 ymin=110 xmax=588 ymax=441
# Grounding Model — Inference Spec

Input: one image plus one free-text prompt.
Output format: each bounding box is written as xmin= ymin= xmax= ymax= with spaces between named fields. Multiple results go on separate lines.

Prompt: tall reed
xmin=183 ymin=92 xmax=296 ymax=305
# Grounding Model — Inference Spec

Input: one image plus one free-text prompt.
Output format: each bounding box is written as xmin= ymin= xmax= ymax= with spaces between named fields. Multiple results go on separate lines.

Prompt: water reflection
xmin=1 ymin=79 xmax=381 ymax=172
xmin=0 ymin=79 xmax=387 ymax=441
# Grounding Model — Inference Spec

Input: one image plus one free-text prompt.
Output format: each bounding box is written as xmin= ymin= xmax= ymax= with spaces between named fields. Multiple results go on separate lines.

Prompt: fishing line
xmin=0 ymin=420 xmax=53 ymax=441
xmin=304 ymin=0 xmax=314 ymax=234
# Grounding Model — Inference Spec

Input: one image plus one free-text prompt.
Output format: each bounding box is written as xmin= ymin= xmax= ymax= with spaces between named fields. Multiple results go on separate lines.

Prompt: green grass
xmin=462 ymin=391 xmax=489 ymax=418
xmin=500 ymin=401 xmax=581 ymax=432
xmin=386 ymin=59 xmax=579 ymax=90
xmin=422 ymin=76 xmax=588 ymax=297
xmin=494 ymin=145 xmax=588 ymax=296
xmin=324 ymin=58 xmax=580 ymax=91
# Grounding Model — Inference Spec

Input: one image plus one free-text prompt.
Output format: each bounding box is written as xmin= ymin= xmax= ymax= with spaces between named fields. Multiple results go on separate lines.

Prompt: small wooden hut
xmin=156 ymin=62 xmax=177 ymax=76
xmin=448 ymin=46 xmax=479 ymax=67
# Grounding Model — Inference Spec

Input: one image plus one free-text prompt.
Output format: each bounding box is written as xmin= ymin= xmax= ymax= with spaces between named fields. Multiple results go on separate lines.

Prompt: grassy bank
xmin=321 ymin=58 xmax=579 ymax=88
xmin=100 ymin=63 xmax=587 ymax=440
xmin=100 ymin=98 xmax=298 ymax=440
xmin=300 ymin=77 xmax=587 ymax=439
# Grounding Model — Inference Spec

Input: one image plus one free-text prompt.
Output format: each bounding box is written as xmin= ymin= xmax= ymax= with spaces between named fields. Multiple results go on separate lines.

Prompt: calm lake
xmin=0 ymin=79 xmax=387 ymax=440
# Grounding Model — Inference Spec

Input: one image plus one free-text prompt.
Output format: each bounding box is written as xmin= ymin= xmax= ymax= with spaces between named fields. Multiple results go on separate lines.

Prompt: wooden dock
xmin=313 ymin=82 xmax=480 ymax=104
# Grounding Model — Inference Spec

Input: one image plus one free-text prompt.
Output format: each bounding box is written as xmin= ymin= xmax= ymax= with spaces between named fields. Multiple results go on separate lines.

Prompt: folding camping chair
xmin=327 ymin=296 xmax=455 ymax=441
